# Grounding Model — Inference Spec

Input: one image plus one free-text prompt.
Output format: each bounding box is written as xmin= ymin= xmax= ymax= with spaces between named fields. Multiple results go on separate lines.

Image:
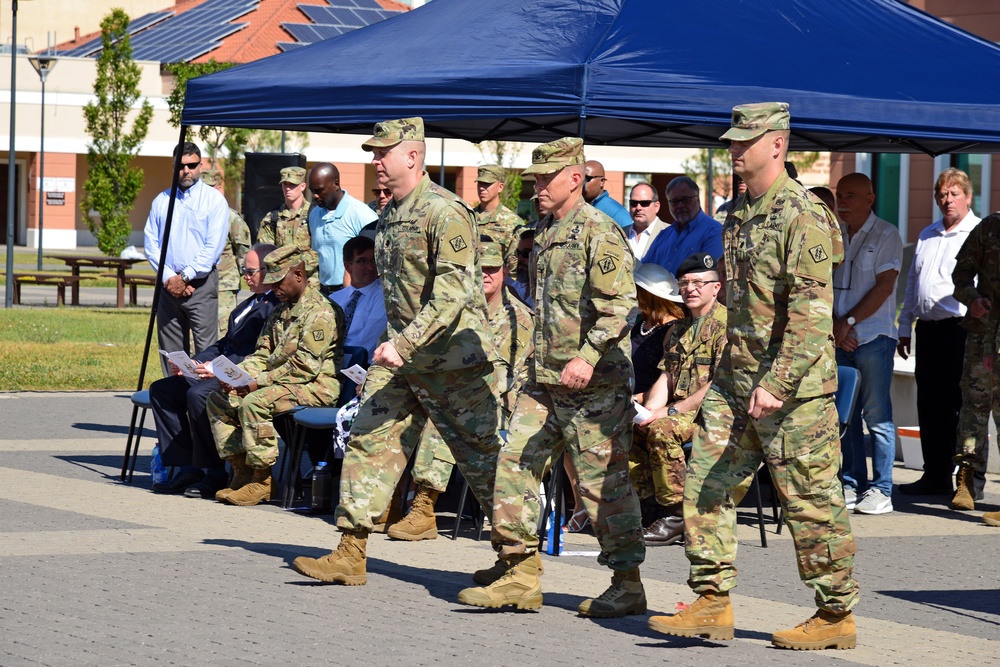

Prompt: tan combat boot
xmin=771 ymin=610 xmax=857 ymax=650
xmin=387 ymin=486 xmax=440 ymax=541
xmin=648 ymin=592 xmax=734 ymax=640
xmin=457 ymin=552 xmax=543 ymax=610
xmin=223 ymin=466 xmax=273 ymax=506
xmin=578 ymin=568 xmax=647 ymax=618
xmin=950 ymin=466 xmax=975 ymax=511
xmin=215 ymin=453 xmax=253 ymax=502
xmin=292 ymin=530 xmax=368 ymax=585
xmin=983 ymin=511 xmax=1000 ymax=527
xmin=472 ymin=551 xmax=544 ymax=585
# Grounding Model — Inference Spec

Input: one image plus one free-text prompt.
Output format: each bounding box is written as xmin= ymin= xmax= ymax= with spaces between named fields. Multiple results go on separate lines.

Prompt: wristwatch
xmin=846 ymin=315 xmax=856 ymax=326
xmin=667 ymin=406 xmax=678 ymax=416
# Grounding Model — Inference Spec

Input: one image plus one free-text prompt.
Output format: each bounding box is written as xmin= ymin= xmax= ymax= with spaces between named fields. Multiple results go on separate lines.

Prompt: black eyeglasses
xmin=629 ymin=199 xmax=653 ymax=208
xmin=242 ymin=267 xmax=264 ymax=277
xmin=371 ymin=188 xmax=390 ymax=196
xmin=677 ymin=279 xmax=718 ymax=291
xmin=585 ymin=175 xmax=605 ymax=183
xmin=179 ymin=160 xmax=201 ymax=170
xmin=667 ymin=195 xmax=698 ymax=207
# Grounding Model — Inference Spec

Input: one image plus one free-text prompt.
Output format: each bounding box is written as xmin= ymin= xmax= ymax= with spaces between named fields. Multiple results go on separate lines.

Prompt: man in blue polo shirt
xmin=643 ymin=176 xmax=724 ymax=275
xmin=307 ymin=162 xmax=378 ymax=294
xmin=583 ymin=160 xmax=632 ymax=228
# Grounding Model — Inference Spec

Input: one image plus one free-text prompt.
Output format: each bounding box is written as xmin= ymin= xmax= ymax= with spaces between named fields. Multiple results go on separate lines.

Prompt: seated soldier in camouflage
xmin=207 ymin=246 xmax=344 ymax=506
xmin=634 ymin=253 xmax=727 ymax=546
xmin=386 ymin=238 xmax=534 ymax=541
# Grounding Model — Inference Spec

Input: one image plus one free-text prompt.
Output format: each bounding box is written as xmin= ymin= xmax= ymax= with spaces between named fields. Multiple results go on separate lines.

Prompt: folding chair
xmin=120 ymin=390 xmax=153 ymax=483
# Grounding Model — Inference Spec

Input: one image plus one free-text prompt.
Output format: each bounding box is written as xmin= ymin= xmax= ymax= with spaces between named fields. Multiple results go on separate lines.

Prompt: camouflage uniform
xmin=207 ymin=249 xmax=343 ymax=468
xmin=686 ymin=161 xmax=859 ymax=614
xmin=490 ymin=141 xmax=643 ymax=572
xmin=335 ymin=154 xmax=502 ymax=532
xmin=216 ymin=208 xmax=251 ymax=335
xmin=257 ymin=201 xmax=312 ymax=249
xmin=631 ymin=301 xmax=728 ymax=506
xmin=952 ymin=212 xmax=1000 ymax=497
xmin=413 ymin=284 xmax=535 ymax=492
xmin=478 ymin=205 xmax=522 ymax=273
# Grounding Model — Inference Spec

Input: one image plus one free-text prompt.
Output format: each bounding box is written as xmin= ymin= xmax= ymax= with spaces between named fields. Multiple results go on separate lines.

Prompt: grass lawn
xmin=0 ymin=308 xmax=159 ymax=391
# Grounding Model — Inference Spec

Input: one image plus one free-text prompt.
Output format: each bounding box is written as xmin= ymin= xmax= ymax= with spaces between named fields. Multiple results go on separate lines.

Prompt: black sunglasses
xmin=179 ymin=160 xmax=201 ymax=170
xmin=629 ymin=199 xmax=653 ymax=207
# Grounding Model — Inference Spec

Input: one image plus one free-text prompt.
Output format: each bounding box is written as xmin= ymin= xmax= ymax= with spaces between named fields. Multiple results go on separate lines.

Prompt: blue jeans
xmin=836 ymin=335 xmax=896 ymax=496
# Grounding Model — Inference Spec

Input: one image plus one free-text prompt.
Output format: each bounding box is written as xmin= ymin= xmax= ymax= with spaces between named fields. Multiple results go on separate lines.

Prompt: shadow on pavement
xmin=72 ymin=421 xmax=155 ymax=437
xmin=878 ymin=588 xmax=1000 ymax=625
xmin=55 ymin=454 xmax=134 ymax=481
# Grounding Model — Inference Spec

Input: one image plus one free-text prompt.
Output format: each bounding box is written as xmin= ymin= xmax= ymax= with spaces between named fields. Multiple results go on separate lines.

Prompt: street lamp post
xmin=5 ymin=0 xmax=21 ymax=308
xmin=28 ymin=54 xmax=57 ymax=271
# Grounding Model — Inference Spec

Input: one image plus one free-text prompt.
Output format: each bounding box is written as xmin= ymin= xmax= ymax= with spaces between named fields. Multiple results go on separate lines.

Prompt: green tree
xmin=681 ymin=148 xmax=733 ymax=207
xmin=476 ymin=140 xmax=524 ymax=212
xmin=81 ymin=9 xmax=154 ymax=255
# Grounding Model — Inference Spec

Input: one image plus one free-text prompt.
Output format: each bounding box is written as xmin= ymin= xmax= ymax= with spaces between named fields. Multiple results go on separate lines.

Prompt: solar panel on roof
xmin=58 ymin=9 xmax=174 ymax=57
xmin=277 ymin=41 xmax=305 ymax=52
xmin=128 ymin=0 xmax=260 ymax=63
xmin=351 ymin=0 xmax=388 ymax=9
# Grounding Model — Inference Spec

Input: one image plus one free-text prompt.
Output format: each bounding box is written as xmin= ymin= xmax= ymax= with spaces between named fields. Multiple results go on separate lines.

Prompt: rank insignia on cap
xmin=449 ymin=236 xmax=468 ymax=253
xmin=808 ymin=245 xmax=829 ymax=263
xmin=312 ymin=330 xmax=325 ymax=342
xmin=598 ymin=256 xmax=618 ymax=275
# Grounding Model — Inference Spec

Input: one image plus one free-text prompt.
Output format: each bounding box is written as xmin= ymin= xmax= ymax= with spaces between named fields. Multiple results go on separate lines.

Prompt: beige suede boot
xmin=387 ymin=486 xmax=440 ymax=541
xmin=215 ymin=453 xmax=252 ymax=502
xmin=292 ymin=530 xmax=369 ymax=585
xmin=223 ymin=466 xmax=273 ymax=506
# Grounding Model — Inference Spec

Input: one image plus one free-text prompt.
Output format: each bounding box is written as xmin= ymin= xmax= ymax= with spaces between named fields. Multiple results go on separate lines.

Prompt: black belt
xmin=320 ymin=284 xmax=344 ymax=296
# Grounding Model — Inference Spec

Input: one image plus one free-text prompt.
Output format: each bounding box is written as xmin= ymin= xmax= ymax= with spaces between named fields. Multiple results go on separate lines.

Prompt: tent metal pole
xmin=439 ymin=138 xmax=445 ymax=187
xmin=578 ymin=116 xmax=586 ymax=141
xmin=706 ymin=150 xmax=714 ymax=213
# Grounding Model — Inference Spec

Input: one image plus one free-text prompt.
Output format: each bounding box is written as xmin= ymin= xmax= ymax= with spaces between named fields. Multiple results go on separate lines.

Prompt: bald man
xmin=832 ymin=172 xmax=903 ymax=516
xmin=583 ymin=160 xmax=632 ymax=227
xmin=307 ymin=162 xmax=378 ymax=294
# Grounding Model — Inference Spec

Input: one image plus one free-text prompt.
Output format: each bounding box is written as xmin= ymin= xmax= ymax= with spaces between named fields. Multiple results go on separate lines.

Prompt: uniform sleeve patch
xmin=808 ymin=245 xmax=829 ymax=263
xmin=598 ymin=256 xmax=618 ymax=275
xmin=312 ymin=330 xmax=325 ymax=342
xmin=449 ymin=235 xmax=468 ymax=253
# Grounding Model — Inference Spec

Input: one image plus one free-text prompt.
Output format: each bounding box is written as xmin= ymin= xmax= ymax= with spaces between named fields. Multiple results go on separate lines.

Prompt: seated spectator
xmin=386 ymin=239 xmax=534 ymax=540
xmin=148 ymin=243 xmax=279 ymax=498
xmin=624 ymin=182 xmax=669 ymax=260
xmin=207 ymin=246 xmax=345 ymax=506
xmin=644 ymin=176 xmax=724 ymax=274
xmin=329 ymin=235 xmax=387 ymax=361
xmin=634 ymin=253 xmax=727 ymax=546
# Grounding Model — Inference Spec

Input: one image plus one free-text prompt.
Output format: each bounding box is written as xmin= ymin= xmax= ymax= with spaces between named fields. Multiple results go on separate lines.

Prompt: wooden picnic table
xmin=44 ymin=254 xmax=146 ymax=308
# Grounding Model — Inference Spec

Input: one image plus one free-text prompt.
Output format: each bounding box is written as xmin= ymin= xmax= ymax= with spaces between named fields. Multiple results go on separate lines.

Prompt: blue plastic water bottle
xmin=150 ymin=443 xmax=168 ymax=484
xmin=545 ymin=512 xmax=564 ymax=555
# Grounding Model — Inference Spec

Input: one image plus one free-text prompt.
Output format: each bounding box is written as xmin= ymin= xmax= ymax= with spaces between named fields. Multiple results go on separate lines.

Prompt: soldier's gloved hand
xmin=970 ymin=297 xmax=991 ymax=318
xmin=560 ymin=357 xmax=594 ymax=390
xmin=374 ymin=341 xmax=404 ymax=368
xmin=748 ymin=386 xmax=783 ymax=419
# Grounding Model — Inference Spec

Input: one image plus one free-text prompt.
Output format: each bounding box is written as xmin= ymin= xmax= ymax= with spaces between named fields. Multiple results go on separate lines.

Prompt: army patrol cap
xmin=477 ymin=164 xmax=504 ymax=184
xmin=479 ymin=241 xmax=504 ymax=269
xmin=361 ymin=117 xmax=425 ymax=151
xmin=200 ymin=169 xmax=222 ymax=187
xmin=634 ymin=262 xmax=683 ymax=303
xmin=719 ymin=102 xmax=791 ymax=141
xmin=279 ymin=166 xmax=306 ymax=185
xmin=263 ymin=245 xmax=307 ymax=284
xmin=521 ymin=137 xmax=585 ymax=176
xmin=675 ymin=252 xmax=718 ymax=279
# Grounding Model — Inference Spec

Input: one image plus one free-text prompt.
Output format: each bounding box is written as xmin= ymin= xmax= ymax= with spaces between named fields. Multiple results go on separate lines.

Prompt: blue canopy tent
xmin=181 ymin=0 xmax=1000 ymax=155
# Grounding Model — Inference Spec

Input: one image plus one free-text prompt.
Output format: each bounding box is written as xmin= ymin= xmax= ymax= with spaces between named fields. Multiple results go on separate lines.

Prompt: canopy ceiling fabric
xmin=182 ymin=0 xmax=1000 ymax=155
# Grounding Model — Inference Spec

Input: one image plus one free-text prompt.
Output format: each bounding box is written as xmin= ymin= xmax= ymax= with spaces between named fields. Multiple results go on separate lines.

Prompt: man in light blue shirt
xmin=330 ymin=235 xmax=387 ymax=361
xmin=308 ymin=162 xmax=378 ymax=293
xmin=583 ymin=160 xmax=632 ymax=228
xmin=643 ymin=176 xmax=724 ymax=275
xmin=144 ymin=142 xmax=230 ymax=375
xmin=832 ymin=173 xmax=903 ymax=516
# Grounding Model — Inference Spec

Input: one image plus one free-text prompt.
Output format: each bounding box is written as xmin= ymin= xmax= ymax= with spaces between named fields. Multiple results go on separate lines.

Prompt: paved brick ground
xmin=1 ymin=391 xmax=998 ymax=665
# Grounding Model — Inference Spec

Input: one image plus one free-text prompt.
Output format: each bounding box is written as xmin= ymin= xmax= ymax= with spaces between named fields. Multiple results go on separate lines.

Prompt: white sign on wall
xmin=34 ymin=177 xmax=76 ymax=193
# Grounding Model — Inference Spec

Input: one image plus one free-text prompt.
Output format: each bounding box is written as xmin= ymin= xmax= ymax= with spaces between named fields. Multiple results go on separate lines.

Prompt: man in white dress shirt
xmin=897 ymin=167 xmax=981 ymax=496
xmin=144 ymin=142 xmax=231 ymax=375
xmin=329 ymin=235 xmax=386 ymax=361
xmin=624 ymin=182 xmax=668 ymax=260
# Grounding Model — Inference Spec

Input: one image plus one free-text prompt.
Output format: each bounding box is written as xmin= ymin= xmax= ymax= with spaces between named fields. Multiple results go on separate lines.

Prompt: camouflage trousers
xmin=411 ymin=424 xmax=457 ymax=493
xmin=685 ymin=386 xmax=859 ymax=613
xmin=335 ymin=363 xmax=501 ymax=532
xmin=217 ymin=290 xmax=239 ymax=337
xmin=954 ymin=329 xmax=1000 ymax=496
xmin=629 ymin=410 xmax=695 ymax=507
xmin=207 ymin=382 xmax=326 ymax=468
xmin=491 ymin=382 xmax=644 ymax=572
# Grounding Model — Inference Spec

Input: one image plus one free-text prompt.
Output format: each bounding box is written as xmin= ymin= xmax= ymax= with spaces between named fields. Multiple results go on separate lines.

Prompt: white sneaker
xmin=844 ymin=487 xmax=857 ymax=510
xmin=855 ymin=488 xmax=893 ymax=515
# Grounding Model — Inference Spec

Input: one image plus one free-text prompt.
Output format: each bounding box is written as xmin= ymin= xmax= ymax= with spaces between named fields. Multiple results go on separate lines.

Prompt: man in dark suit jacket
xmin=149 ymin=243 xmax=280 ymax=497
